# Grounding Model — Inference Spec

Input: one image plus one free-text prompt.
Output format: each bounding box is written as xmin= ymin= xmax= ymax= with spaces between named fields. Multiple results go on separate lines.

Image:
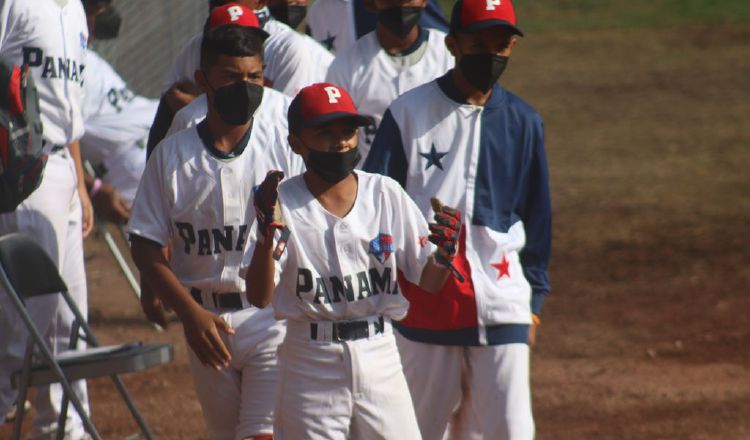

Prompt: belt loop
xmin=310 ymin=323 xmax=318 ymax=340
xmin=190 ymin=287 xmax=202 ymax=304
xmin=212 ymin=292 xmax=219 ymax=309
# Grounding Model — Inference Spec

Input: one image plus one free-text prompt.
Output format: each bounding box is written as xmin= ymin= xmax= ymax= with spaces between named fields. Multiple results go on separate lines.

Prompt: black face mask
xmin=377 ymin=7 xmax=422 ymax=39
xmin=93 ymin=6 xmax=122 ymax=40
xmin=305 ymin=146 xmax=361 ymax=184
xmin=458 ymin=54 xmax=509 ymax=93
xmin=269 ymin=5 xmax=307 ymax=29
xmin=211 ymin=81 xmax=264 ymax=125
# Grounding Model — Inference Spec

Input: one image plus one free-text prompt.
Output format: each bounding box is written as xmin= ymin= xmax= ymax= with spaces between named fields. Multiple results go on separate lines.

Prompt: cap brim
xmin=302 ymin=112 xmax=373 ymax=129
xmin=247 ymin=27 xmax=271 ymax=41
xmin=460 ymin=20 xmax=523 ymax=37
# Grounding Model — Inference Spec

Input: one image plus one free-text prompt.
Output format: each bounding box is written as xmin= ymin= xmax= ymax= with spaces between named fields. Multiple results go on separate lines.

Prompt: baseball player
xmin=267 ymin=0 xmax=308 ymax=30
xmin=0 ymin=0 xmax=109 ymax=437
xmin=241 ymin=82 xmax=460 ymax=439
xmin=363 ymin=1 xmax=552 ymax=439
xmin=80 ymin=49 xmax=158 ymax=220
xmin=128 ymin=24 xmax=304 ymax=440
xmin=307 ymin=0 xmax=448 ymax=54
xmin=147 ymin=1 xmax=333 ymax=157
xmin=325 ymin=0 xmax=453 ymax=162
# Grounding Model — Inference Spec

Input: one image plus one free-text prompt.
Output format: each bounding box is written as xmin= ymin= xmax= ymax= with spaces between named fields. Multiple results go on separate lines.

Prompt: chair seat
xmin=12 ymin=343 xmax=174 ymax=388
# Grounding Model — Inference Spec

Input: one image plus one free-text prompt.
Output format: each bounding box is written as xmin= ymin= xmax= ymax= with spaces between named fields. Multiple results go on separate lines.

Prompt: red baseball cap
xmin=288 ymin=83 xmax=373 ymax=134
xmin=207 ymin=3 xmax=269 ymax=39
xmin=450 ymin=0 xmax=523 ymax=36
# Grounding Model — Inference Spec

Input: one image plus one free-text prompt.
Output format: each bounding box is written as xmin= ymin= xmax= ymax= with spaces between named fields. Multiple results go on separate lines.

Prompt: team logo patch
xmin=369 ymin=233 xmax=394 ymax=264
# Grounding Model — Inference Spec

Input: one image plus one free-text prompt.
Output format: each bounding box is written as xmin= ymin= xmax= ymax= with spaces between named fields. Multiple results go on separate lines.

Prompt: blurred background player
xmin=364 ymin=1 xmax=552 ymax=439
xmin=267 ymin=0 xmax=308 ymax=30
xmin=80 ymin=1 xmax=158 ymax=224
xmin=129 ymin=24 xmax=303 ymax=440
xmin=242 ymin=82 xmax=457 ymax=439
xmin=307 ymin=0 xmax=447 ymax=54
xmin=326 ymin=0 xmax=453 ymax=162
xmin=147 ymin=0 xmax=333 ymax=158
xmin=0 ymin=0 xmax=112 ymax=437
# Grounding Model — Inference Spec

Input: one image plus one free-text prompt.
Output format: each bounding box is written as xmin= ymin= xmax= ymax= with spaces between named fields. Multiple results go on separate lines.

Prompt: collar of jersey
xmin=196 ymin=118 xmax=253 ymax=160
xmin=386 ymin=26 xmax=429 ymax=57
xmin=436 ymin=71 xmax=506 ymax=108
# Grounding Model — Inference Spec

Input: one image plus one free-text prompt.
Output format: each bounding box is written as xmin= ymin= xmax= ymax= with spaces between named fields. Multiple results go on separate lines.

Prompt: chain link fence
xmin=92 ymin=0 xmax=208 ymax=98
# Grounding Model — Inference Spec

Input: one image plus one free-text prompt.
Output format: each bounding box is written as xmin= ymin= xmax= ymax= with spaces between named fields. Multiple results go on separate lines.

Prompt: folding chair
xmin=0 ymin=233 xmax=174 ymax=440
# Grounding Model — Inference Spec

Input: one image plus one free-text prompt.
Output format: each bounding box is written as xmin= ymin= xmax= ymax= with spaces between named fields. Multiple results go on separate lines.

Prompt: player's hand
xmin=254 ymin=170 xmax=285 ymax=239
xmin=182 ymin=304 xmax=235 ymax=371
xmin=79 ymin=183 xmax=94 ymax=238
xmin=428 ymin=198 xmax=461 ymax=267
xmin=92 ymin=183 xmax=131 ymax=224
xmin=139 ymin=282 xmax=169 ymax=328
xmin=164 ymin=81 xmax=200 ymax=113
xmin=530 ymin=314 xmax=540 ymax=347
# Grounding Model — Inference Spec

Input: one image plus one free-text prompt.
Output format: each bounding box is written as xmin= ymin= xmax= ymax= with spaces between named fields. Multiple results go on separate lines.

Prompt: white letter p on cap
xmin=324 ymin=86 xmax=341 ymax=104
xmin=486 ymin=0 xmax=501 ymax=10
xmin=227 ymin=6 xmax=244 ymax=21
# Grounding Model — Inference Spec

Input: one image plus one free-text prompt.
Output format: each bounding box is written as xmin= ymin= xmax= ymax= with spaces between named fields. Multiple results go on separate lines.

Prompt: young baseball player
xmin=128 ymin=24 xmax=303 ymax=440
xmin=0 ymin=0 xmax=108 ymax=437
xmin=147 ymin=1 xmax=333 ymax=157
xmin=241 ymin=82 xmax=460 ymax=439
xmin=307 ymin=0 xmax=447 ymax=54
xmin=81 ymin=49 xmax=158 ymax=221
xmin=363 ymin=1 xmax=552 ymax=439
xmin=325 ymin=0 xmax=453 ymax=161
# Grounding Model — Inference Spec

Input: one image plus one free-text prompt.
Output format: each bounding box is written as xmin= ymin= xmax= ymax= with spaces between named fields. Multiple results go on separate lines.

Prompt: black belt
xmin=43 ymin=140 xmax=66 ymax=153
xmin=310 ymin=316 xmax=385 ymax=342
xmin=190 ymin=288 xmax=244 ymax=310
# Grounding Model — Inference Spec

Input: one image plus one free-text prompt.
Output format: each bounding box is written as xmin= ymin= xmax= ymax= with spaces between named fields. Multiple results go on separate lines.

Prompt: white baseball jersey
xmin=241 ymin=171 xmax=435 ymax=322
xmin=0 ymin=0 xmax=87 ymax=147
xmin=307 ymin=0 xmax=450 ymax=54
xmin=81 ymin=51 xmax=157 ymax=202
xmin=128 ymin=121 xmax=304 ymax=294
xmin=160 ymin=13 xmax=332 ymax=97
xmin=326 ymin=28 xmax=453 ymax=160
xmin=166 ymin=86 xmax=291 ymax=138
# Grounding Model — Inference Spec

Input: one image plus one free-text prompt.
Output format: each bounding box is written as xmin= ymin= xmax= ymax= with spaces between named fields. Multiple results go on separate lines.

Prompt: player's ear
xmin=287 ymin=134 xmax=303 ymax=155
xmin=445 ymin=34 xmax=458 ymax=58
xmin=194 ymin=69 xmax=207 ymax=91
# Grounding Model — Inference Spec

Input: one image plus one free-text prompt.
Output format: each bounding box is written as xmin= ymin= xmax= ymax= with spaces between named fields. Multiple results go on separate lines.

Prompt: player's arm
xmin=244 ymin=171 xmax=286 ymax=308
xmin=68 ymin=140 xmax=94 ymax=237
xmin=518 ymin=116 xmax=552 ymax=345
xmin=418 ymin=256 xmax=450 ymax=293
xmin=131 ymin=235 xmax=234 ymax=370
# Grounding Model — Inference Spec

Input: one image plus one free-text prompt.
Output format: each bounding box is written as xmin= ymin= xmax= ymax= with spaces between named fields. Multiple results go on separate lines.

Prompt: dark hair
xmin=208 ymin=0 xmax=230 ymax=14
xmin=200 ymin=25 xmax=265 ymax=70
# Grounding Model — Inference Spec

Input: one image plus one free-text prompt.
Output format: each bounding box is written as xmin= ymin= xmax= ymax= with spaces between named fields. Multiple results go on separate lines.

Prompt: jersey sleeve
xmin=267 ymin=31 xmax=333 ymax=96
xmin=127 ymin=147 xmax=173 ymax=247
xmin=0 ymin=0 xmax=18 ymax=54
xmin=388 ymin=179 xmax=434 ymax=285
xmin=159 ymin=34 xmax=200 ymax=95
xmin=362 ymin=109 xmax=408 ymax=187
xmin=517 ymin=115 xmax=552 ymax=316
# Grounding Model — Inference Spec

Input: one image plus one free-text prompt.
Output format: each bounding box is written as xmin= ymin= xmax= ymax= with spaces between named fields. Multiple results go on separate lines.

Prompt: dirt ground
xmin=3 ymin=25 xmax=749 ymax=440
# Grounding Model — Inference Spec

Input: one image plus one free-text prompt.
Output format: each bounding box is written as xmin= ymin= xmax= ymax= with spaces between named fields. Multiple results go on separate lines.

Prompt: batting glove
xmin=428 ymin=198 xmax=464 ymax=282
xmin=253 ymin=170 xmax=285 ymax=240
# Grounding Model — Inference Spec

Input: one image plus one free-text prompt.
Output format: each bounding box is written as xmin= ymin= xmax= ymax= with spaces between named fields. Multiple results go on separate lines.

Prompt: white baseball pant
xmin=0 ymin=150 xmax=89 ymax=439
xmin=274 ymin=319 xmax=422 ymax=440
xmin=185 ymin=305 xmax=285 ymax=440
xmin=396 ymin=333 xmax=534 ymax=440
